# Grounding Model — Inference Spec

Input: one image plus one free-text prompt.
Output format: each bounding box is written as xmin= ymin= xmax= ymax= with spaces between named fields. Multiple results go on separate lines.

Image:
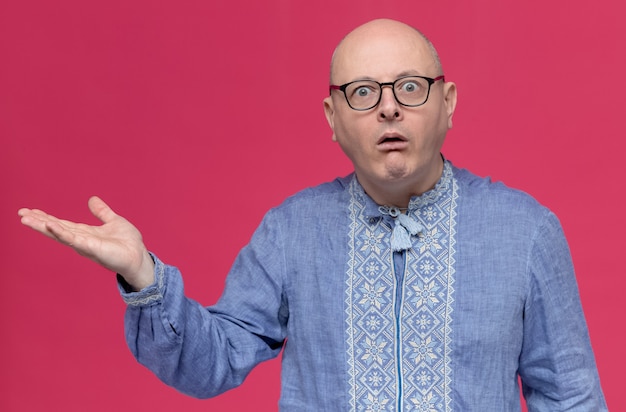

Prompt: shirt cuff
xmin=117 ymin=252 xmax=165 ymax=307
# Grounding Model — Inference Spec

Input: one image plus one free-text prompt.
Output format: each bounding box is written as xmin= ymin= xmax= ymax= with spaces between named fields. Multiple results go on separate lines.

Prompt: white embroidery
xmin=346 ymin=163 xmax=458 ymax=411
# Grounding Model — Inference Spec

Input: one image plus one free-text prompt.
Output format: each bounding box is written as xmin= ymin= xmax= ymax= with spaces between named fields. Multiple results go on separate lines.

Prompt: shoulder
xmin=452 ymin=164 xmax=550 ymax=218
xmin=262 ymin=175 xmax=353 ymax=222
xmin=450 ymin=164 xmax=562 ymax=243
xmin=450 ymin=164 xmax=570 ymax=274
xmin=278 ymin=175 xmax=352 ymax=208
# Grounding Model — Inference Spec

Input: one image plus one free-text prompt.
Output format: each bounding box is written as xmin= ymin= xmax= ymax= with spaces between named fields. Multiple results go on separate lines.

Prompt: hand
xmin=18 ymin=196 xmax=155 ymax=291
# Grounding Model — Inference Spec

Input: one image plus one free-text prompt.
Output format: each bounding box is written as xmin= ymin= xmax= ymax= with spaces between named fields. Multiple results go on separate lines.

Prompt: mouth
xmin=380 ymin=136 xmax=405 ymax=143
xmin=377 ymin=133 xmax=408 ymax=150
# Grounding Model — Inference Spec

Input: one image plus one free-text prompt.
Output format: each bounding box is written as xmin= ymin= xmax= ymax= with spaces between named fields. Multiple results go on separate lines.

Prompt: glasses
xmin=329 ymin=75 xmax=445 ymax=111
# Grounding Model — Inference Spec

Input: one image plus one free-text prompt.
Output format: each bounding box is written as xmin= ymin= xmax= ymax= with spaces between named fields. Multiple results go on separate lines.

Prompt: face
xmin=324 ymin=20 xmax=457 ymax=205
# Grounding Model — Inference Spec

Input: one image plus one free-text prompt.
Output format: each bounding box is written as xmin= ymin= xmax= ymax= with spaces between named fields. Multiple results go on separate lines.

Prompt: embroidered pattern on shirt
xmin=345 ymin=163 xmax=458 ymax=411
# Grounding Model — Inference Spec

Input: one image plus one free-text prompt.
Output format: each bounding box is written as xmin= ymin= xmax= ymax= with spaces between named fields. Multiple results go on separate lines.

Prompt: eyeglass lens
xmin=345 ymin=77 xmax=431 ymax=110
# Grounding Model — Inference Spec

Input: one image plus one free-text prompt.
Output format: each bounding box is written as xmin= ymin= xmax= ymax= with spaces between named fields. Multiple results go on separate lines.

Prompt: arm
xmin=519 ymin=211 xmax=607 ymax=411
xmin=19 ymin=198 xmax=287 ymax=398
xmin=121 ymin=209 xmax=288 ymax=398
xmin=18 ymin=196 xmax=154 ymax=290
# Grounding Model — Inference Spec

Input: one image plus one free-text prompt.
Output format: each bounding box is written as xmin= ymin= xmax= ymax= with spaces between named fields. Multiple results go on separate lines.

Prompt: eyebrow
xmin=347 ymin=70 xmax=428 ymax=83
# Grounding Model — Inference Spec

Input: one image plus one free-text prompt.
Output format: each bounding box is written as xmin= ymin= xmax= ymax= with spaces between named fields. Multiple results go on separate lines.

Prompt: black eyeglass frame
xmin=329 ymin=75 xmax=445 ymax=111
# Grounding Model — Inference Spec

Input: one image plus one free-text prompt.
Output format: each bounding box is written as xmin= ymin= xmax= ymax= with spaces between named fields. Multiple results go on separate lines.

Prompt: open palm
xmin=18 ymin=196 xmax=154 ymax=290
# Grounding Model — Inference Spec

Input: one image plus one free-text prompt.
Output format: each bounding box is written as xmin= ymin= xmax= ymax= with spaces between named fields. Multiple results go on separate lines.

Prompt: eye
xmin=399 ymin=80 xmax=420 ymax=93
xmin=353 ymin=86 xmax=375 ymax=97
xmin=345 ymin=81 xmax=380 ymax=108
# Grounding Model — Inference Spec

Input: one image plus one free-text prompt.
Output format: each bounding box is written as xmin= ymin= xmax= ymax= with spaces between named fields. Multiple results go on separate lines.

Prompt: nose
xmin=377 ymin=85 xmax=402 ymax=121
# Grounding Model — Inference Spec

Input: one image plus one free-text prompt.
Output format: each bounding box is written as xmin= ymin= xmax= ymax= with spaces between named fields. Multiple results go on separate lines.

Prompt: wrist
xmin=124 ymin=250 xmax=156 ymax=292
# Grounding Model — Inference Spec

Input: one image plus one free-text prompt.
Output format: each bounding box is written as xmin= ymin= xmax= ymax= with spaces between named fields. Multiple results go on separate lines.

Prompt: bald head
xmin=330 ymin=19 xmax=442 ymax=84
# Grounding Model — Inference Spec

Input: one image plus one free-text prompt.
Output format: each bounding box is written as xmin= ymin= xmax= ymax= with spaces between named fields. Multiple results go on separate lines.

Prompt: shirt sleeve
xmin=518 ymin=210 xmax=607 ymax=411
xmin=118 ymin=209 xmax=288 ymax=399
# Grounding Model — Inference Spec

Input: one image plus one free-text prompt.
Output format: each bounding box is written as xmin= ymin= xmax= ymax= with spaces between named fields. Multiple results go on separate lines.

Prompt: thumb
xmin=88 ymin=196 xmax=118 ymax=224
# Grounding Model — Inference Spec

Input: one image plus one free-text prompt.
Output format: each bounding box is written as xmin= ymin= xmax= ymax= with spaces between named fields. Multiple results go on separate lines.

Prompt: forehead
xmin=332 ymin=25 xmax=437 ymax=84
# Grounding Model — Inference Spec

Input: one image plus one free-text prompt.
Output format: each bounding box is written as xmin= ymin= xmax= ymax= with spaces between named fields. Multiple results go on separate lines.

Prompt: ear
xmin=442 ymin=81 xmax=457 ymax=129
xmin=323 ymin=96 xmax=337 ymax=142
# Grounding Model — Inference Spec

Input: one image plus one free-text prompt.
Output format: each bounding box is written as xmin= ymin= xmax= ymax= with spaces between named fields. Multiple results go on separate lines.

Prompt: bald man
xmin=19 ymin=19 xmax=606 ymax=411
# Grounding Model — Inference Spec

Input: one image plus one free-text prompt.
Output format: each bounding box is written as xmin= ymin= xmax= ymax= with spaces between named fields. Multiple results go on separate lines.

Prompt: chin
xmin=383 ymin=163 xmax=414 ymax=181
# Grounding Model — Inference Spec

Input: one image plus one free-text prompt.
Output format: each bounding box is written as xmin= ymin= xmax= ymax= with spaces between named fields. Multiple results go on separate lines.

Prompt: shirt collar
xmin=352 ymin=160 xmax=454 ymax=219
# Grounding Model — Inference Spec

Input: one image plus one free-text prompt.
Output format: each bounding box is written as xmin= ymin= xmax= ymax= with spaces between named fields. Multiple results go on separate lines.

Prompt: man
xmin=19 ymin=19 xmax=606 ymax=411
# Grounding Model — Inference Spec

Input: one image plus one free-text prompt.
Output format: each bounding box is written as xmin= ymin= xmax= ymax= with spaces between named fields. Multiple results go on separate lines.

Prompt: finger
xmin=20 ymin=208 xmax=66 ymax=228
xmin=19 ymin=209 xmax=59 ymax=238
xmin=19 ymin=208 xmax=88 ymax=247
xmin=45 ymin=220 xmax=99 ymax=252
xmin=88 ymin=196 xmax=118 ymax=224
xmin=20 ymin=214 xmax=51 ymax=236
xmin=19 ymin=208 xmax=52 ymax=219
xmin=44 ymin=220 xmax=76 ymax=245
xmin=22 ymin=209 xmax=74 ymax=229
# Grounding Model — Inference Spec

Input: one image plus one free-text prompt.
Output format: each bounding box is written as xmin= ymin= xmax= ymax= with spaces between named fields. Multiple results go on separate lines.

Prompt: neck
xmin=358 ymin=158 xmax=444 ymax=208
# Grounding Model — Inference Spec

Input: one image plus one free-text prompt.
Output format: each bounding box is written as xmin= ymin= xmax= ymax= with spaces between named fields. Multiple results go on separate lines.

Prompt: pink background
xmin=2 ymin=0 xmax=624 ymax=410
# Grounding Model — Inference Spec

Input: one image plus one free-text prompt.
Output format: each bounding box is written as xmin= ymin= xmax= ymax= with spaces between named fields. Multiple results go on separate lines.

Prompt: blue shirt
xmin=120 ymin=161 xmax=607 ymax=411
